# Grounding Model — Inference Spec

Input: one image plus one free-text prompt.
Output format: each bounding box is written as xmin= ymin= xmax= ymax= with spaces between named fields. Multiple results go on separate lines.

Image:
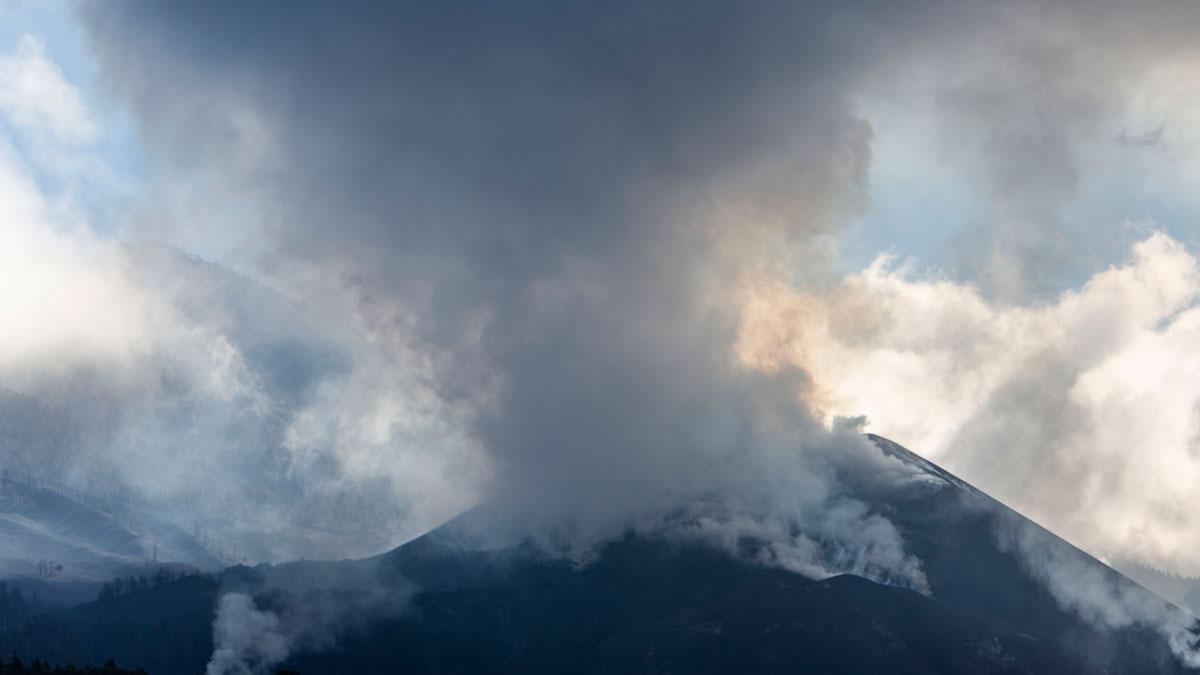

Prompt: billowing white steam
xmin=748 ymin=231 xmax=1200 ymax=577
xmin=206 ymin=593 xmax=289 ymax=675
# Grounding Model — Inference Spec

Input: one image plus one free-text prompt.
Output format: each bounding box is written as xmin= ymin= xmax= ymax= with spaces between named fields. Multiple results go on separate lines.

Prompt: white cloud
xmin=0 ymin=136 xmax=150 ymax=373
xmin=739 ymin=231 xmax=1200 ymax=574
xmin=0 ymin=37 xmax=482 ymax=560
xmin=0 ymin=34 xmax=97 ymax=145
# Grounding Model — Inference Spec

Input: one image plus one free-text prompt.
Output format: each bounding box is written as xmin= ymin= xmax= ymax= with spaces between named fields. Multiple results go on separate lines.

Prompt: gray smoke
xmin=64 ymin=0 xmax=945 ymax=585
xmin=68 ymin=0 xmax=1200 ymax=564
xmin=207 ymin=559 xmax=413 ymax=674
xmin=207 ymin=593 xmax=289 ymax=675
xmin=995 ymin=514 xmax=1200 ymax=668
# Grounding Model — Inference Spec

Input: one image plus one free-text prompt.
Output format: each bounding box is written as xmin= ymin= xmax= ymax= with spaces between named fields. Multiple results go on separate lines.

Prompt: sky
xmin=5 ymin=1 xmax=1200 ymax=584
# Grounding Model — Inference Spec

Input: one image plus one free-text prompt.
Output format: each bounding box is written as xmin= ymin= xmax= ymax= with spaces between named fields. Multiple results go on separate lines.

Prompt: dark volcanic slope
xmin=861 ymin=435 xmax=1196 ymax=674
xmin=308 ymin=540 xmax=1088 ymax=674
xmin=20 ymin=435 xmax=1200 ymax=674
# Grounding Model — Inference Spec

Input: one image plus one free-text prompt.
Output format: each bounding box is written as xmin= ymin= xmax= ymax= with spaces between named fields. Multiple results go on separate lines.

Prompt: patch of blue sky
xmin=847 ymin=117 xmax=1200 ymax=294
xmin=844 ymin=154 xmax=984 ymax=277
xmin=840 ymin=116 xmax=986 ymax=278
xmin=1083 ymin=150 xmax=1200 ymax=250
xmin=1017 ymin=146 xmax=1200 ymax=294
xmin=0 ymin=0 xmax=145 ymax=236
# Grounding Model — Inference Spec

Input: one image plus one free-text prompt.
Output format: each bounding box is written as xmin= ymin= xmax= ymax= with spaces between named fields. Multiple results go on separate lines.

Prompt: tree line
xmin=0 ymin=654 xmax=145 ymax=673
xmin=0 ymin=582 xmax=58 ymax=635
xmin=96 ymin=566 xmax=196 ymax=603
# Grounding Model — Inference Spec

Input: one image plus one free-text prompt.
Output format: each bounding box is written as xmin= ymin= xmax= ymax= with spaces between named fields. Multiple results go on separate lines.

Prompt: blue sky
xmin=0 ymin=0 xmax=142 ymax=234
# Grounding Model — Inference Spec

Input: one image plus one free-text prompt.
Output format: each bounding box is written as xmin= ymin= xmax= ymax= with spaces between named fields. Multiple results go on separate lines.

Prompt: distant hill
xmin=0 ymin=471 xmax=228 ymax=584
xmin=1112 ymin=559 xmax=1200 ymax=618
xmin=0 ymin=575 xmax=217 ymax=673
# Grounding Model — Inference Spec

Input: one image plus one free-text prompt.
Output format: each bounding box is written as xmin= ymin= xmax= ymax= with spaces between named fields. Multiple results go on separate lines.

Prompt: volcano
xmin=15 ymin=435 xmax=1198 ymax=674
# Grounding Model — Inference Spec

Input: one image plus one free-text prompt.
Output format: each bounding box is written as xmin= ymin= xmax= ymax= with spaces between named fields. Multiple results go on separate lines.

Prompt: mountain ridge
xmin=5 ymin=434 xmax=1196 ymax=674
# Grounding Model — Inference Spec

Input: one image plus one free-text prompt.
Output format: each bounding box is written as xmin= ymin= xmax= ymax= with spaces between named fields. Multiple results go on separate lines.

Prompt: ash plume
xmin=69 ymin=0 xmax=938 ymax=585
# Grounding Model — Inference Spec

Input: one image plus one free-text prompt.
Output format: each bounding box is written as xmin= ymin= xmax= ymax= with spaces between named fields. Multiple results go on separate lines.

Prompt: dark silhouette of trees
xmin=97 ymin=567 xmax=195 ymax=602
xmin=0 ymin=654 xmax=143 ymax=674
xmin=152 ymin=566 xmax=172 ymax=587
xmin=33 ymin=562 xmax=61 ymax=580
xmin=1 ymin=582 xmax=30 ymax=634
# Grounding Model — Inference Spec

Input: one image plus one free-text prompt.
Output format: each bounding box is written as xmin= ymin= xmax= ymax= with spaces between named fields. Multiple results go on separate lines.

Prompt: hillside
xmin=0 ymin=471 xmax=227 ymax=584
xmin=6 ymin=435 xmax=1196 ymax=673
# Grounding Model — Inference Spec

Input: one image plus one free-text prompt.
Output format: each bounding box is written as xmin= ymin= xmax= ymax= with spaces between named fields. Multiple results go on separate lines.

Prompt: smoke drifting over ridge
xmin=57 ymin=0 xmax=941 ymax=583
